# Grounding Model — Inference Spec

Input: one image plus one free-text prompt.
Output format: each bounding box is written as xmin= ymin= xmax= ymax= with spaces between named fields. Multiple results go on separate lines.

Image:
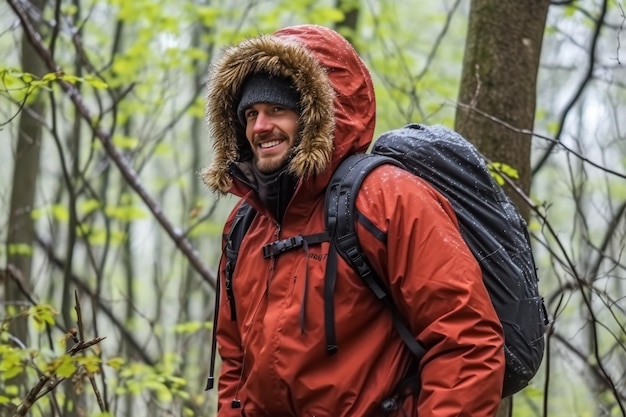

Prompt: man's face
xmin=243 ymin=103 xmax=300 ymax=174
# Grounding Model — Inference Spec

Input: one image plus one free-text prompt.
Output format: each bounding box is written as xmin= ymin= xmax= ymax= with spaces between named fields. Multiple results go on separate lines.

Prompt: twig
xmin=6 ymin=0 xmax=217 ymax=291
xmin=616 ymin=2 xmax=625 ymax=65
xmin=74 ymin=290 xmax=108 ymax=412
xmin=11 ymin=336 xmax=106 ymax=417
xmin=455 ymin=101 xmax=626 ymax=180
xmin=532 ymin=0 xmax=610 ymax=175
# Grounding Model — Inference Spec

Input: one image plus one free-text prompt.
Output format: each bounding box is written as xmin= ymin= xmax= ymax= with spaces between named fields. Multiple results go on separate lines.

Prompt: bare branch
xmin=6 ymin=0 xmax=217 ymax=290
xmin=616 ymin=2 xmax=625 ymax=65
xmin=532 ymin=0 xmax=610 ymax=175
xmin=11 ymin=333 xmax=106 ymax=417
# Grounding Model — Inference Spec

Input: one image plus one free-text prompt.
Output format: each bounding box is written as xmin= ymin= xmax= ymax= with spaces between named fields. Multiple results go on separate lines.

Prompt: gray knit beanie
xmin=237 ymin=73 xmax=301 ymax=125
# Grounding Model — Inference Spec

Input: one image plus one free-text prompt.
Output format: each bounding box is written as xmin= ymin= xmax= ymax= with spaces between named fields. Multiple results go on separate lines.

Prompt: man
xmin=202 ymin=24 xmax=505 ymax=416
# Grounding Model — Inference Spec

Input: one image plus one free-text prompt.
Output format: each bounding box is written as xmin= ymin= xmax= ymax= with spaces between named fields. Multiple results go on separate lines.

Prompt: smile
xmin=259 ymin=140 xmax=282 ymax=149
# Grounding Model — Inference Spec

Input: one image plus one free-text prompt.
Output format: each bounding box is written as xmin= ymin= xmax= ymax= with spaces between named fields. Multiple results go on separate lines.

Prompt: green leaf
xmin=186 ymin=97 xmax=206 ymax=119
xmin=196 ymin=5 xmax=220 ymax=26
xmin=55 ymin=355 xmax=77 ymax=378
xmin=76 ymin=356 xmax=102 ymax=374
xmin=77 ymin=225 xmax=127 ymax=245
xmin=1 ymin=70 xmax=30 ymax=102
xmin=187 ymin=47 xmax=209 ymax=63
xmin=2 ymin=366 xmax=23 ymax=380
xmin=112 ymin=134 xmax=139 ymax=150
xmin=166 ymin=375 xmax=187 ymax=388
xmin=21 ymin=72 xmax=34 ymax=83
xmin=490 ymin=172 xmax=505 ymax=186
xmin=29 ymin=304 xmax=57 ymax=332
xmin=83 ymin=74 xmax=108 ymax=90
xmin=0 ymin=348 xmax=25 ymax=380
xmin=51 ymin=204 xmax=70 ymax=222
xmin=105 ymin=205 xmax=148 ymax=222
xmin=79 ymin=199 xmax=102 ymax=216
xmin=309 ymin=6 xmax=345 ymax=23
xmin=7 ymin=243 xmax=33 ymax=256
xmin=106 ymin=357 xmax=125 ymax=370
xmin=60 ymin=74 xmax=81 ymax=84
xmin=112 ymin=57 xmax=137 ymax=78
xmin=154 ymin=143 xmax=172 ymax=156
xmin=30 ymin=207 xmax=44 ymax=220
xmin=62 ymin=4 xmax=78 ymax=16
xmin=488 ymin=162 xmax=519 ymax=186
xmin=41 ymin=72 xmax=58 ymax=82
xmin=173 ymin=321 xmax=209 ymax=334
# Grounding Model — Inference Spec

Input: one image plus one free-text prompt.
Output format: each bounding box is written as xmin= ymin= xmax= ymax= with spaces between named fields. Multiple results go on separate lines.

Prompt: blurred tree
xmin=4 ymin=0 xmax=48 ymax=356
xmin=0 ymin=1 xmax=624 ymax=416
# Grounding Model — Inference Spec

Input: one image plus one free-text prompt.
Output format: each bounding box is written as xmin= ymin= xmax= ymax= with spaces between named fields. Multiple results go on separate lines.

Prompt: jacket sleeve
xmin=215 ymin=219 xmax=246 ymax=417
xmin=356 ymin=165 xmax=505 ymax=417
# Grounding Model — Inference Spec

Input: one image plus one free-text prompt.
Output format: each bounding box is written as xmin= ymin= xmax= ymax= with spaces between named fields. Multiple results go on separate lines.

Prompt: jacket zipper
xmin=267 ymin=222 xmax=281 ymax=287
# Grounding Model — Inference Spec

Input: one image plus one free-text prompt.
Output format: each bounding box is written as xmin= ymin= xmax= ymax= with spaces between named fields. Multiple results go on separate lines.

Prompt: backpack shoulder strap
xmin=207 ymin=201 xmax=257 ymax=391
xmin=224 ymin=202 xmax=257 ymax=321
xmin=324 ymin=154 xmax=426 ymax=360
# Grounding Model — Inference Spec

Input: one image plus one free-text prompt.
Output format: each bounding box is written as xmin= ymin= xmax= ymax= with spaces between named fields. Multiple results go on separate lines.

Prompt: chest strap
xmin=262 ymin=232 xmax=329 ymax=258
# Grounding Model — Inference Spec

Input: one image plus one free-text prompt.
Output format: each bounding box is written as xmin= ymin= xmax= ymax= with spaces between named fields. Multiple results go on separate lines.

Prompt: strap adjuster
xmin=263 ymin=235 xmax=305 ymax=258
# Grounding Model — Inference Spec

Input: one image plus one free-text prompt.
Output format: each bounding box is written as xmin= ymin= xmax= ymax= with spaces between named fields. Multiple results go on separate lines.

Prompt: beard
xmin=252 ymin=133 xmax=296 ymax=174
xmin=254 ymin=146 xmax=295 ymax=174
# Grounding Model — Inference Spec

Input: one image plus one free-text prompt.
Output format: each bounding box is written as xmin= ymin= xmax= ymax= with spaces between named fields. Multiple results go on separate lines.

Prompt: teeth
xmin=260 ymin=140 xmax=281 ymax=149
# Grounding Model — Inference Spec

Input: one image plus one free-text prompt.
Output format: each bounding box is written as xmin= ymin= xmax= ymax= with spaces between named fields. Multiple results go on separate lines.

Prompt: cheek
xmin=245 ymin=124 xmax=255 ymax=143
xmin=287 ymin=122 xmax=300 ymax=144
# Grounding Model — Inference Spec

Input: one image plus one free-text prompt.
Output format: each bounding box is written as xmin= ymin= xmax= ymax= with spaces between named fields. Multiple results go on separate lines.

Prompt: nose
xmin=252 ymin=111 xmax=272 ymax=134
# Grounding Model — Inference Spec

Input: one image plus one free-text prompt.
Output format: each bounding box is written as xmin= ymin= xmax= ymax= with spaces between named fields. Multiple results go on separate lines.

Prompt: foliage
xmin=0 ymin=0 xmax=625 ymax=416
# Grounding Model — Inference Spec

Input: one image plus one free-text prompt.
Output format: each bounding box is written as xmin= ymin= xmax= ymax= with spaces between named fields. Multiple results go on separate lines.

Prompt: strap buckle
xmin=263 ymin=235 xmax=305 ymax=258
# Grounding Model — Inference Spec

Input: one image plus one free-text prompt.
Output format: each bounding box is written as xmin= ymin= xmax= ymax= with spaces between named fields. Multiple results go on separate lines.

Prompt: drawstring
xmin=300 ymin=239 xmax=310 ymax=334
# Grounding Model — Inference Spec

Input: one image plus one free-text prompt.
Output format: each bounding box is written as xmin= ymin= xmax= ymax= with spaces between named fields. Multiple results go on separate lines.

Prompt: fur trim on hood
xmin=201 ymin=25 xmax=375 ymax=195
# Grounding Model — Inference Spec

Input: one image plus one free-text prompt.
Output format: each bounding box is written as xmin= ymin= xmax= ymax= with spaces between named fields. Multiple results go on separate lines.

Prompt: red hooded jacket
xmin=202 ymin=24 xmax=505 ymax=417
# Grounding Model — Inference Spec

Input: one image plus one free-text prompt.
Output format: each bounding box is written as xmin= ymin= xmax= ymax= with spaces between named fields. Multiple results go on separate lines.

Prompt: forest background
xmin=1 ymin=0 xmax=625 ymax=416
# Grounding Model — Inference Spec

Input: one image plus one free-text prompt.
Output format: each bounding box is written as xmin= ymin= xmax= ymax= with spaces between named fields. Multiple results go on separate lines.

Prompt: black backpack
xmin=207 ymin=123 xmax=548 ymax=399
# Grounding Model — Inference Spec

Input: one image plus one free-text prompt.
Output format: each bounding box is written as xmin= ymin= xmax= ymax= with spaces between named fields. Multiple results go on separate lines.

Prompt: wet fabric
xmin=203 ymin=24 xmax=506 ymax=417
xmin=332 ymin=123 xmax=548 ymax=397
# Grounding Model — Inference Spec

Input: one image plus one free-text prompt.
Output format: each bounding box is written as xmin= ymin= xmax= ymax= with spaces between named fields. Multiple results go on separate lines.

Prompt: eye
xmin=245 ymin=109 xmax=258 ymax=119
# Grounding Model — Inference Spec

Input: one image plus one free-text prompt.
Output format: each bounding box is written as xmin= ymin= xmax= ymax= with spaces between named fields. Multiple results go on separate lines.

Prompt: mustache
xmin=253 ymin=132 xmax=288 ymax=146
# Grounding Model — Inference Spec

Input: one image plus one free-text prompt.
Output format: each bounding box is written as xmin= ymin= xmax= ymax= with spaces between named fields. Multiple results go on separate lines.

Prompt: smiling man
xmin=236 ymin=73 xmax=301 ymax=174
xmin=202 ymin=24 xmax=505 ymax=417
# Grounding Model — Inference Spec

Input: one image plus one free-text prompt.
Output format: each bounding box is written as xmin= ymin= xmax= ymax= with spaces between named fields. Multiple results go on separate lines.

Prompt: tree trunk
xmin=5 ymin=0 xmax=48 ymax=347
xmin=454 ymin=1 xmax=551 ymax=415
xmin=455 ymin=0 xmax=550 ymax=220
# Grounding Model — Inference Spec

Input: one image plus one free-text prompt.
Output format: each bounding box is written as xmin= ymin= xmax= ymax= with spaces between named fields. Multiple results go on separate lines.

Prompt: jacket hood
xmin=201 ymin=24 xmax=376 ymax=195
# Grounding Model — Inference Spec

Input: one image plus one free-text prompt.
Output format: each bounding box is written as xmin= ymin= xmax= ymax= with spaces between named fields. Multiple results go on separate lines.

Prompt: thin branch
xmin=74 ymin=290 xmax=108 ymax=412
xmin=455 ymin=101 xmax=626 ymax=180
xmin=11 ymin=333 xmax=107 ymax=417
xmin=532 ymin=0 xmax=609 ymax=175
xmin=6 ymin=0 xmax=217 ymax=290
xmin=552 ymin=331 xmax=626 ymax=403
xmin=34 ymin=235 xmax=158 ymax=365
xmin=415 ymin=0 xmax=463 ymax=81
xmin=615 ymin=2 xmax=625 ymax=65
